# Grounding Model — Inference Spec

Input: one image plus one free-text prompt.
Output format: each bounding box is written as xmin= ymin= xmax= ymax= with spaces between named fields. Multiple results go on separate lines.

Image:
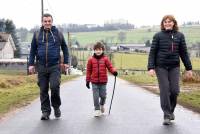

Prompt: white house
xmin=0 ymin=32 xmax=16 ymax=59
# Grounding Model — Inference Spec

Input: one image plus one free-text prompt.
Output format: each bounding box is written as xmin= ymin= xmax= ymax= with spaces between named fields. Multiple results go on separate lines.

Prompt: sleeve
xmin=147 ymin=33 xmax=159 ymax=70
xmin=179 ymin=33 xmax=192 ymax=70
xmin=105 ymin=57 xmax=116 ymax=74
xmin=86 ymin=58 xmax=92 ymax=82
xmin=29 ymin=32 xmax=37 ymax=66
xmin=60 ymin=32 xmax=69 ymax=64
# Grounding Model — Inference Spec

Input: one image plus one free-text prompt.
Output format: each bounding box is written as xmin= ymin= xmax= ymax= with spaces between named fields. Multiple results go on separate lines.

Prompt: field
xmin=0 ymin=70 xmax=78 ymax=117
xmin=26 ymin=25 xmax=200 ymax=46
xmin=72 ymin=26 xmax=200 ymax=46
xmin=112 ymin=52 xmax=200 ymax=70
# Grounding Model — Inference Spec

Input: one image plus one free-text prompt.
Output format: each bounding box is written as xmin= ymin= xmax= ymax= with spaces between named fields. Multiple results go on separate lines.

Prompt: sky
xmin=0 ymin=0 xmax=200 ymax=30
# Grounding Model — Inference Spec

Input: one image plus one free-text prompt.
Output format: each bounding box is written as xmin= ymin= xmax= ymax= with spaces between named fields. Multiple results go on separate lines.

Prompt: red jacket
xmin=86 ymin=55 xmax=116 ymax=84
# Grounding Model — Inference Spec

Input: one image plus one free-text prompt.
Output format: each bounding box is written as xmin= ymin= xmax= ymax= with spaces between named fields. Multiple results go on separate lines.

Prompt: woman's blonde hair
xmin=160 ymin=15 xmax=178 ymax=31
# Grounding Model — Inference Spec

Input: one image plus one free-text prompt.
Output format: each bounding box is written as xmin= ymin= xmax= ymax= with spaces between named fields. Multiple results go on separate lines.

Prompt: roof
xmin=0 ymin=33 xmax=9 ymax=42
xmin=0 ymin=32 xmax=16 ymax=51
xmin=0 ymin=58 xmax=27 ymax=63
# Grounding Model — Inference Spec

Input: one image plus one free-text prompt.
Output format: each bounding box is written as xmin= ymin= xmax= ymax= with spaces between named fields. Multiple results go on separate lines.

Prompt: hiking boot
xmin=94 ymin=110 xmax=102 ymax=117
xmin=54 ymin=108 xmax=61 ymax=118
xmin=163 ymin=118 xmax=171 ymax=125
xmin=41 ymin=112 xmax=50 ymax=120
xmin=170 ymin=113 xmax=175 ymax=120
xmin=100 ymin=105 xmax=105 ymax=113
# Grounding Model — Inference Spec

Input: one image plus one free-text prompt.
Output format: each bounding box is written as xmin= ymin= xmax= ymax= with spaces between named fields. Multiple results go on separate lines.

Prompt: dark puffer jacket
xmin=148 ymin=30 xmax=192 ymax=70
xmin=29 ymin=26 xmax=69 ymax=67
xmin=86 ymin=54 xmax=116 ymax=84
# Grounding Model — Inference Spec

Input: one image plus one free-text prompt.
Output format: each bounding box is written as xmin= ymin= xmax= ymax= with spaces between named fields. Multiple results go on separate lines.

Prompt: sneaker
xmin=54 ymin=108 xmax=61 ymax=118
xmin=100 ymin=105 xmax=105 ymax=113
xmin=163 ymin=118 xmax=171 ymax=125
xmin=41 ymin=112 xmax=50 ymax=120
xmin=94 ymin=110 xmax=102 ymax=117
xmin=170 ymin=113 xmax=175 ymax=120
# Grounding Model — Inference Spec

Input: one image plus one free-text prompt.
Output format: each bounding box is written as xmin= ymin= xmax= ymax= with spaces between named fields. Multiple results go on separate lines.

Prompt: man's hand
xmin=86 ymin=81 xmax=90 ymax=89
xmin=28 ymin=66 xmax=35 ymax=75
xmin=60 ymin=64 xmax=69 ymax=74
xmin=148 ymin=69 xmax=155 ymax=77
xmin=186 ymin=70 xmax=193 ymax=79
xmin=63 ymin=64 xmax=69 ymax=70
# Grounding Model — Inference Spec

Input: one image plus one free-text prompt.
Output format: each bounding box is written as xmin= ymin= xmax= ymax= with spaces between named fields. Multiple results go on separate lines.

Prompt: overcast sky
xmin=0 ymin=0 xmax=200 ymax=29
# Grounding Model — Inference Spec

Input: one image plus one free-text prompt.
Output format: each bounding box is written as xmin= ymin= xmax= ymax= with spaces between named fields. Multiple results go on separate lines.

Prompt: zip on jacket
xmin=171 ymin=34 xmax=174 ymax=52
xmin=45 ymin=32 xmax=48 ymax=67
xmin=97 ymin=59 xmax=100 ymax=83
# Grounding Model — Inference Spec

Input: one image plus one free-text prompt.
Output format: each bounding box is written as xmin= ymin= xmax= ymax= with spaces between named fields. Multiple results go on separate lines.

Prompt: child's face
xmin=94 ymin=48 xmax=103 ymax=56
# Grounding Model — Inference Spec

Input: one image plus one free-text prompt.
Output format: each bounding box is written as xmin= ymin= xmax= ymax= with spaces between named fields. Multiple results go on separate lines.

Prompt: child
xmin=86 ymin=42 xmax=118 ymax=117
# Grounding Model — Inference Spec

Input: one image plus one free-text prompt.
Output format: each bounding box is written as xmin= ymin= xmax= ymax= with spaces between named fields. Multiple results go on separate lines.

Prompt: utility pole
xmin=41 ymin=0 xmax=44 ymax=20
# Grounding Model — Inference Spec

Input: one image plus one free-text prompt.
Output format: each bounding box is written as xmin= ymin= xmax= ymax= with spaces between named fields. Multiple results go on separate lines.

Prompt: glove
xmin=86 ymin=81 xmax=90 ymax=89
xmin=113 ymin=71 xmax=118 ymax=76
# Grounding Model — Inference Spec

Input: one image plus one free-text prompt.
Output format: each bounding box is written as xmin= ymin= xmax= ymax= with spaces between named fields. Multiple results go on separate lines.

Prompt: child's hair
xmin=93 ymin=42 xmax=105 ymax=51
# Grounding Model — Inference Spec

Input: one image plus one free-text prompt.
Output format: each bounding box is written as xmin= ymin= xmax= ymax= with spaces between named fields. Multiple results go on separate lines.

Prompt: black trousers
xmin=37 ymin=64 xmax=61 ymax=114
xmin=155 ymin=67 xmax=180 ymax=119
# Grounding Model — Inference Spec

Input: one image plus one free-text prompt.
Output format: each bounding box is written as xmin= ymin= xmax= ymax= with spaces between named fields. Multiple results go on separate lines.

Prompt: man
xmin=29 ymin=13 xmax=69 ymax=120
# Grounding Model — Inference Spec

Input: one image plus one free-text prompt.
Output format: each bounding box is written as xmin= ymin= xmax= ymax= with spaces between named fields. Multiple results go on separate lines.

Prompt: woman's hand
xmin=148 ymin=69 xmax=155 ymax=77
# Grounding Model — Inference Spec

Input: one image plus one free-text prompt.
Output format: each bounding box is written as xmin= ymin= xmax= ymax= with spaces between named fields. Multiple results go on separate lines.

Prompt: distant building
xmin=0 ymin=32 xmax=16 ymax=59
xmin=110 ymin=43 xmax=150 ymax=53
xmin=20 ymin=42 xmax=31 ymax=59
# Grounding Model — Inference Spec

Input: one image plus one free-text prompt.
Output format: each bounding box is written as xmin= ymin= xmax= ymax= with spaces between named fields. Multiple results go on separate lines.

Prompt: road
xmin=0 ymin=76 xmax=200 ymax=134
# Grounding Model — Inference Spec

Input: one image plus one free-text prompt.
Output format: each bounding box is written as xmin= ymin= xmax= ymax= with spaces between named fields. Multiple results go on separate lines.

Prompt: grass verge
xmin=119 ymin=73 xmax=200 ymax=113
xmin=0 ymin=73 xmax=78 ymax=117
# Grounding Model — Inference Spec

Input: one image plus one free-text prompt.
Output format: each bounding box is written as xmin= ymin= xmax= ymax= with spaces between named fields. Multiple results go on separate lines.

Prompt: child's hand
xmin=113 ymin=71 xmax=118 ymax=76
xmin=86 ymin=81 xmax=90 ymax=89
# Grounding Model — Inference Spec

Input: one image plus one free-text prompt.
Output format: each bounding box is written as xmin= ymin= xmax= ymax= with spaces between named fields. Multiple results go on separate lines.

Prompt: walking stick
xmin=109 ymin=76 xmax=117 ymax=115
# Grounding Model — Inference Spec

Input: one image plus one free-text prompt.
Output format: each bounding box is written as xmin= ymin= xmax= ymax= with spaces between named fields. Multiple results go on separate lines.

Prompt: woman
xmin=147 ymin=15 xmax=193 ymax=125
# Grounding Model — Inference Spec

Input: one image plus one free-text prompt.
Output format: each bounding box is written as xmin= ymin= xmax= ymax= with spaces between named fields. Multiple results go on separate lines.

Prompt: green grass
xmin=0 ymin=73 xmax=78 ymax=115
xmin=179 ymin=90 xmax=200 ymax=112
xmin=120 ymin=72 xmax=157 ymax=85
xmin=113 ymin=53 xmax=148 ymax=70
xmin=112 ymin=52 xmax=200 ymax=70
xmin=26 ymin=25 xmax=200 ymax=46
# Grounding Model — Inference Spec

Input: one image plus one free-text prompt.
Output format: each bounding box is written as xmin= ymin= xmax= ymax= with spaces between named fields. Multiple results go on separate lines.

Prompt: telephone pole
xmin=41 ymin=0 xmax=44 ymax=20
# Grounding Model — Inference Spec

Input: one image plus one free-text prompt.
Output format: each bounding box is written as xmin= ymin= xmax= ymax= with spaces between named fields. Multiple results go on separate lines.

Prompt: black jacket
xmin=148 ymin=30 xmax=192 ymax=70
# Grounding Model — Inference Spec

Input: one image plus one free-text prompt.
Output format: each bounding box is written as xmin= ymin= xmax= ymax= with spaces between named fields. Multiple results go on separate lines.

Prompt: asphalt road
xmin=0 ymin=76 xmax=200 ymax=134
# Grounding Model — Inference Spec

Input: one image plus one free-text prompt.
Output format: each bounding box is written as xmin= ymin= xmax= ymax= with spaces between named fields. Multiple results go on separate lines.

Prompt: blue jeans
xmin=92 ymin=84 xmax=107 ymax=110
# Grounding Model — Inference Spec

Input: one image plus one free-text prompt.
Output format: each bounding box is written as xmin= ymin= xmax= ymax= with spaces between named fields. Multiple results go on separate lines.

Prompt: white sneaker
xmin=100 ymin=105 xmax=105 ymax=113
xmin=94 ymin=110 xmax=102 ymax=117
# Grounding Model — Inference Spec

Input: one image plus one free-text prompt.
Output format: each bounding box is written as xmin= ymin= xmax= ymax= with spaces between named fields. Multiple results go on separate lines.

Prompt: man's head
xmin=93 ymin=42 xmax=105 ymax=56
xmin=42 ymin=13 xmax=53 ymax=30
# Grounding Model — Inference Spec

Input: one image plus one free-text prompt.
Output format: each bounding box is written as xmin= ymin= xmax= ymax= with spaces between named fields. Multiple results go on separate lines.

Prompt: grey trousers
xmin=155 ymin=67 xmax=180 ymax=119
xmin=37 ymin=64 xmax=61 ymax=114
xmin=92 ymin=84 xmax=107 ymax=110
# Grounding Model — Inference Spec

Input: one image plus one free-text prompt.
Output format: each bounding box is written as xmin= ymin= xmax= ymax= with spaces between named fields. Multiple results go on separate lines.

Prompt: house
xmin=110 ymin=43 xmax=150 ymax=53
xmin=0 ymin=32 xmax=16 ymax=59
xmin=20 ymin=42 xmax=30 ymax=59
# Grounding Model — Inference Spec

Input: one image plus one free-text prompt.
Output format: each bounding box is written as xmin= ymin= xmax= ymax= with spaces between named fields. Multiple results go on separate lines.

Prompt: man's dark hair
xmin=93 ymin=42 xmax=105 ymax=51
xmin=42 ymin=13 xmax=53 ymax=21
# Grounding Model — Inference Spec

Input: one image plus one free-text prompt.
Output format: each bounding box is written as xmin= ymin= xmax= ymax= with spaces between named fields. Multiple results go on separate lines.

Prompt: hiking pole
xmin=108 ymin=76 xmax=117 ymax=115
